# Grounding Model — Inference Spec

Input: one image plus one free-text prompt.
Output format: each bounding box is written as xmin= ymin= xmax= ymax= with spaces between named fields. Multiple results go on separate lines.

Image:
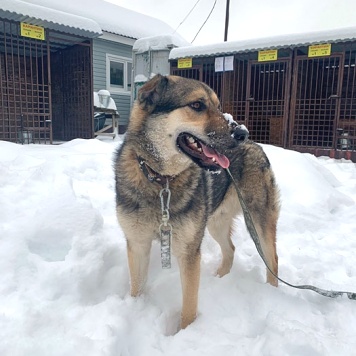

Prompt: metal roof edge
xmin=99 ymin=31 xmax=136 ymax=45
xmin=169 ymin=26 xmax=356 ymax=60
xmin=0 ymin=0 xmax=102 ymax=38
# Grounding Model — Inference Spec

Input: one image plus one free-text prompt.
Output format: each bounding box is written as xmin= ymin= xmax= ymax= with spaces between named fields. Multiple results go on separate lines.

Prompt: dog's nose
xmin=233 ymin=125 xmax=249 ymax=142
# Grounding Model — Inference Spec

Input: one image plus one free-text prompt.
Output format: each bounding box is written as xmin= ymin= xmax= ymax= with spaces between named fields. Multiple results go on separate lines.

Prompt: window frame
xmin=106 ymin=54 xmax=132 ymax=94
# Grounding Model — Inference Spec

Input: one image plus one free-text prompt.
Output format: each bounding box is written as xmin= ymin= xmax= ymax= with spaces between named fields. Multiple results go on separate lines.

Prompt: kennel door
xmin=245 ymin=60 xmax=290 ymax=146
xmin=289 ymin=54 xmax=343 ymax=149
xmin=0 ymin=19 xmax=52 ymax=144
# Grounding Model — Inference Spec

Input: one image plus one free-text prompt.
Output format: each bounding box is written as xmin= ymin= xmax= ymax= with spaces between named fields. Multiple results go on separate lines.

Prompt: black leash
xmin=226 ymin=168 xmax=356 ymax=301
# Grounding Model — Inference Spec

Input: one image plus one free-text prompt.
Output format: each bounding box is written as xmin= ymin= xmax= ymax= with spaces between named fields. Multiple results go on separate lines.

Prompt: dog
xmin=114 ymin=74 xmax=280 ymax=329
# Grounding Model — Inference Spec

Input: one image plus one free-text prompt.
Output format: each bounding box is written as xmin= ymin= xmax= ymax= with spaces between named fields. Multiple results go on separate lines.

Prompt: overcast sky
xmin=107 ymin=0 xmax=356 ymax=45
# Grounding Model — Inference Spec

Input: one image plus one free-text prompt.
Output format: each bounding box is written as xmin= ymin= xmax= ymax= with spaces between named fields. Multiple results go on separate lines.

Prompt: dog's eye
xmin=189 ymin=101 xmax=205 ymax=112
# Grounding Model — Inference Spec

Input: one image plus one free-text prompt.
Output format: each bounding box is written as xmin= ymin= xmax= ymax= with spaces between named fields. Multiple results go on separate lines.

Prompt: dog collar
xmin=138 ymin=157 xmax=175 ymax=185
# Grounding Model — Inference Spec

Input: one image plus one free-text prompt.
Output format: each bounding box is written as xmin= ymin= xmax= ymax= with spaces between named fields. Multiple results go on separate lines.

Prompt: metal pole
xmin=224 ymin=0 xmax=230 ymax=41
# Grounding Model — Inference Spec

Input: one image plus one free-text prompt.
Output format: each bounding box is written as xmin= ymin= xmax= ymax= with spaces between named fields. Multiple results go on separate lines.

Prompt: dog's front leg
xmin=177 ymin=249 xmax=201 ymax=329
xmin=126 ymin=238 xmax=152 ymax=296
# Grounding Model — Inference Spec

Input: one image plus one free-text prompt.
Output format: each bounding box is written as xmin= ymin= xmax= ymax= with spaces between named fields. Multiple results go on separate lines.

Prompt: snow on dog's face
xmin=128 ymin=74 xmax=248 ymax=175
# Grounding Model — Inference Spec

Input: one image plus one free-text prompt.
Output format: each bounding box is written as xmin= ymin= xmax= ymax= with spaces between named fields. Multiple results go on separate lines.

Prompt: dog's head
xmin=128 ymin=74 xmax=248 ymax=174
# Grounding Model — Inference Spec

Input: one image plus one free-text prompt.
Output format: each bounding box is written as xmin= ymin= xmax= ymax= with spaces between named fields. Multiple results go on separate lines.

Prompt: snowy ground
xmin=1 ymin=137 xmax=356 ymax=356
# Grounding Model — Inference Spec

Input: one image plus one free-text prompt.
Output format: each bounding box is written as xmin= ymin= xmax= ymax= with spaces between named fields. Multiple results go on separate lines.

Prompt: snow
xmin=94 ymin=91 xmax=118 ymax=112
xmin=21 ymin=0 xmax=181 ymax=40
xmin=133 ymin=35 xmax=190 ymax=54
xmin=223 ymin=113 xmax=236 ymax=126
xmin=1 ymin=0 xmax=102 ymax=36
xmin=223 ymin=113 xmax=249 ymax=135
xmin=106 ymin=0 xmax=356 ymax=46
xmin=134 ymin=74 xmax=149 ymax=83
xmin=223 ymin=113 xmax=249 ymax=136
xmin=1 ymin=137 xmax=356 ymax=355
xmin=169 ymin=25 xmax=356 ymax=59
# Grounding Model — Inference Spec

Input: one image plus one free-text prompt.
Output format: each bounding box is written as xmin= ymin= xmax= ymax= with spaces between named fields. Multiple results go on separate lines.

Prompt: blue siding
xmin=93 ymin=38 xmax=132 ymax=127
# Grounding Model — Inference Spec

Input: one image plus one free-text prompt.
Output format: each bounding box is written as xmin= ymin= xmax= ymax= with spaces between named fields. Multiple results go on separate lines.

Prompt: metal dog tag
xmin=160 ymin=224 xmax=172 ymax=269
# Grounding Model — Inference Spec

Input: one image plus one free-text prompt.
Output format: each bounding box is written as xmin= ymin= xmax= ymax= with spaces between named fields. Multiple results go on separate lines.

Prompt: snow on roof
xmin=169 ymin=26 xmax=356 ymax=59
xmin=133 ymin=35 xmax=190 ymax=54
xmin=0 ymin=0 xmax=102 ymax=37
xmin=21 ymin=0 xmax=180 ymax=40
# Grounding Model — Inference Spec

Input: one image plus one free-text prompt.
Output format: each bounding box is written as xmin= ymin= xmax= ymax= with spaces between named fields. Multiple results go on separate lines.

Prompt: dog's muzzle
xmin=232 ymin=124 xmax=249 ymax=142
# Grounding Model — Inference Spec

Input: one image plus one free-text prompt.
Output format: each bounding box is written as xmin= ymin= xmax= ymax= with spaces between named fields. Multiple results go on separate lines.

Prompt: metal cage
xmin=0 ymin=18 xmax=94 ymax=144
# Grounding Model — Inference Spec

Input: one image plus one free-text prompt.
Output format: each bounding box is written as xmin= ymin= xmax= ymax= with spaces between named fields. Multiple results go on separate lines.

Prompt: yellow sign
xmin=178 ymin=58 xmax=192 ymax=69
xmin=21 ymin=23 xmax=45 ymax=41
xmin=258 ymin=49 xmax=278 ymax=62
xmin=308 ymin=43 xmax=331 ymax=57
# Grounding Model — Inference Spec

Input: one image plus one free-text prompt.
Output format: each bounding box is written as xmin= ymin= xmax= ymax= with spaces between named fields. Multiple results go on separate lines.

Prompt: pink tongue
xmin=202 ymin=145 xmax=230 ymax=169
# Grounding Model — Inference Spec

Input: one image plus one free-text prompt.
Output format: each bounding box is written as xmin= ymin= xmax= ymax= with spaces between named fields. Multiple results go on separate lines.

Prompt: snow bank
xmin=0 ymin=138 xmax=355 ymax=355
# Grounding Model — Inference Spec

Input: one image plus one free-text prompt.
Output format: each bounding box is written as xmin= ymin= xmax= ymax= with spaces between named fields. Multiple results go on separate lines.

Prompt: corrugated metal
xmin=169 ymin=27 xmax=356 ymax=60
xmin=0 ymin=0 xmax=101 ymax=38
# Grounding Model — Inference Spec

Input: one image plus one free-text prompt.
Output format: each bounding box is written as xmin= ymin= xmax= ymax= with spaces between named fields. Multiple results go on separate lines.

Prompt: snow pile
xmin=94 ymin=91 xmax=118 ymax=112
xmin=0 ymin=138 xmax=356 ymax=355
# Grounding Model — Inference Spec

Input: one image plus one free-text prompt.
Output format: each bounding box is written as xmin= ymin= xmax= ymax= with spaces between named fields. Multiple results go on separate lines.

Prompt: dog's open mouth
xmin=177 ymin=133 xmax=230 ymax=170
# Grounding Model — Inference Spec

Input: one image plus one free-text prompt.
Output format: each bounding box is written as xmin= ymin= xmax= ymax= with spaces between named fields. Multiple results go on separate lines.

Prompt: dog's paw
xmin=180 ymin=315 xmax=197 ymax=330
xmin=215 ymin=261 xmax=233 ymax=277
xmin=267 ymin=275 xmax=279 ymax=287
xmin=216 ymin=267 xmax=230 ymax=278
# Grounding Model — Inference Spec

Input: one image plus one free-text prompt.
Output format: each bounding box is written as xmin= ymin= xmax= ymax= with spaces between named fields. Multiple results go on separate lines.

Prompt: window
xmin=106 ymin=54 xmax=132 ymax=93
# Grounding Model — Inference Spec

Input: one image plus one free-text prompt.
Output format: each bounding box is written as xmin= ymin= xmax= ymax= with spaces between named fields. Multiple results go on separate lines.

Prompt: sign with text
xmin=214 ymin=56 xmax=234 ymax=72
xmin=21 ymin=23 xmax=45 ymax=40
xmin=215 ymin=57 xmax=224 ymax=72
xmin=178 ymin=58 xmax=192 ymax=69
xmin=258 ymin=49 xmax=278 ymax=62
xmin=308 ymin=43 xmax=331 ymax=57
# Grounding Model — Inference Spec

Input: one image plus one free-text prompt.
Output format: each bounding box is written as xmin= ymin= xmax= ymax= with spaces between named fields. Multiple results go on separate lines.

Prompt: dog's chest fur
xmin=115 ymin=144 xmax=233 ymax=232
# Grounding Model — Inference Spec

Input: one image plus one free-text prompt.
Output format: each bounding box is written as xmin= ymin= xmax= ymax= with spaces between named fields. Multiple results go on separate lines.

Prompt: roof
xmin=20 ymin=0 xmax=181 ymax=41
xmin=169 ymin=26 xmax=356 ymax=59
xmin=0 ymin=0 xmax=102 ymax=38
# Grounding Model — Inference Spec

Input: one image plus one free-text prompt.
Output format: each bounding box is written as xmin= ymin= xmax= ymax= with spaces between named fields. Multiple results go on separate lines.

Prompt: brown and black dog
xmin=114 ymin=74 xmax=280 ymax=329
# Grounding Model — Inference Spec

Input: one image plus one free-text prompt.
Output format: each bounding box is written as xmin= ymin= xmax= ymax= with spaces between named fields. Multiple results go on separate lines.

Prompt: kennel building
xmin=0 ymin=2 xmax=101 ymax=144
xmin=169 ymin=28 xmax=356 ymax=162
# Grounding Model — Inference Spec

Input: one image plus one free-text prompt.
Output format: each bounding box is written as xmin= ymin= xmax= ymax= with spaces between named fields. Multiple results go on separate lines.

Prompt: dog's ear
xmin=137 ymin=74 xmax=169 ymax=112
